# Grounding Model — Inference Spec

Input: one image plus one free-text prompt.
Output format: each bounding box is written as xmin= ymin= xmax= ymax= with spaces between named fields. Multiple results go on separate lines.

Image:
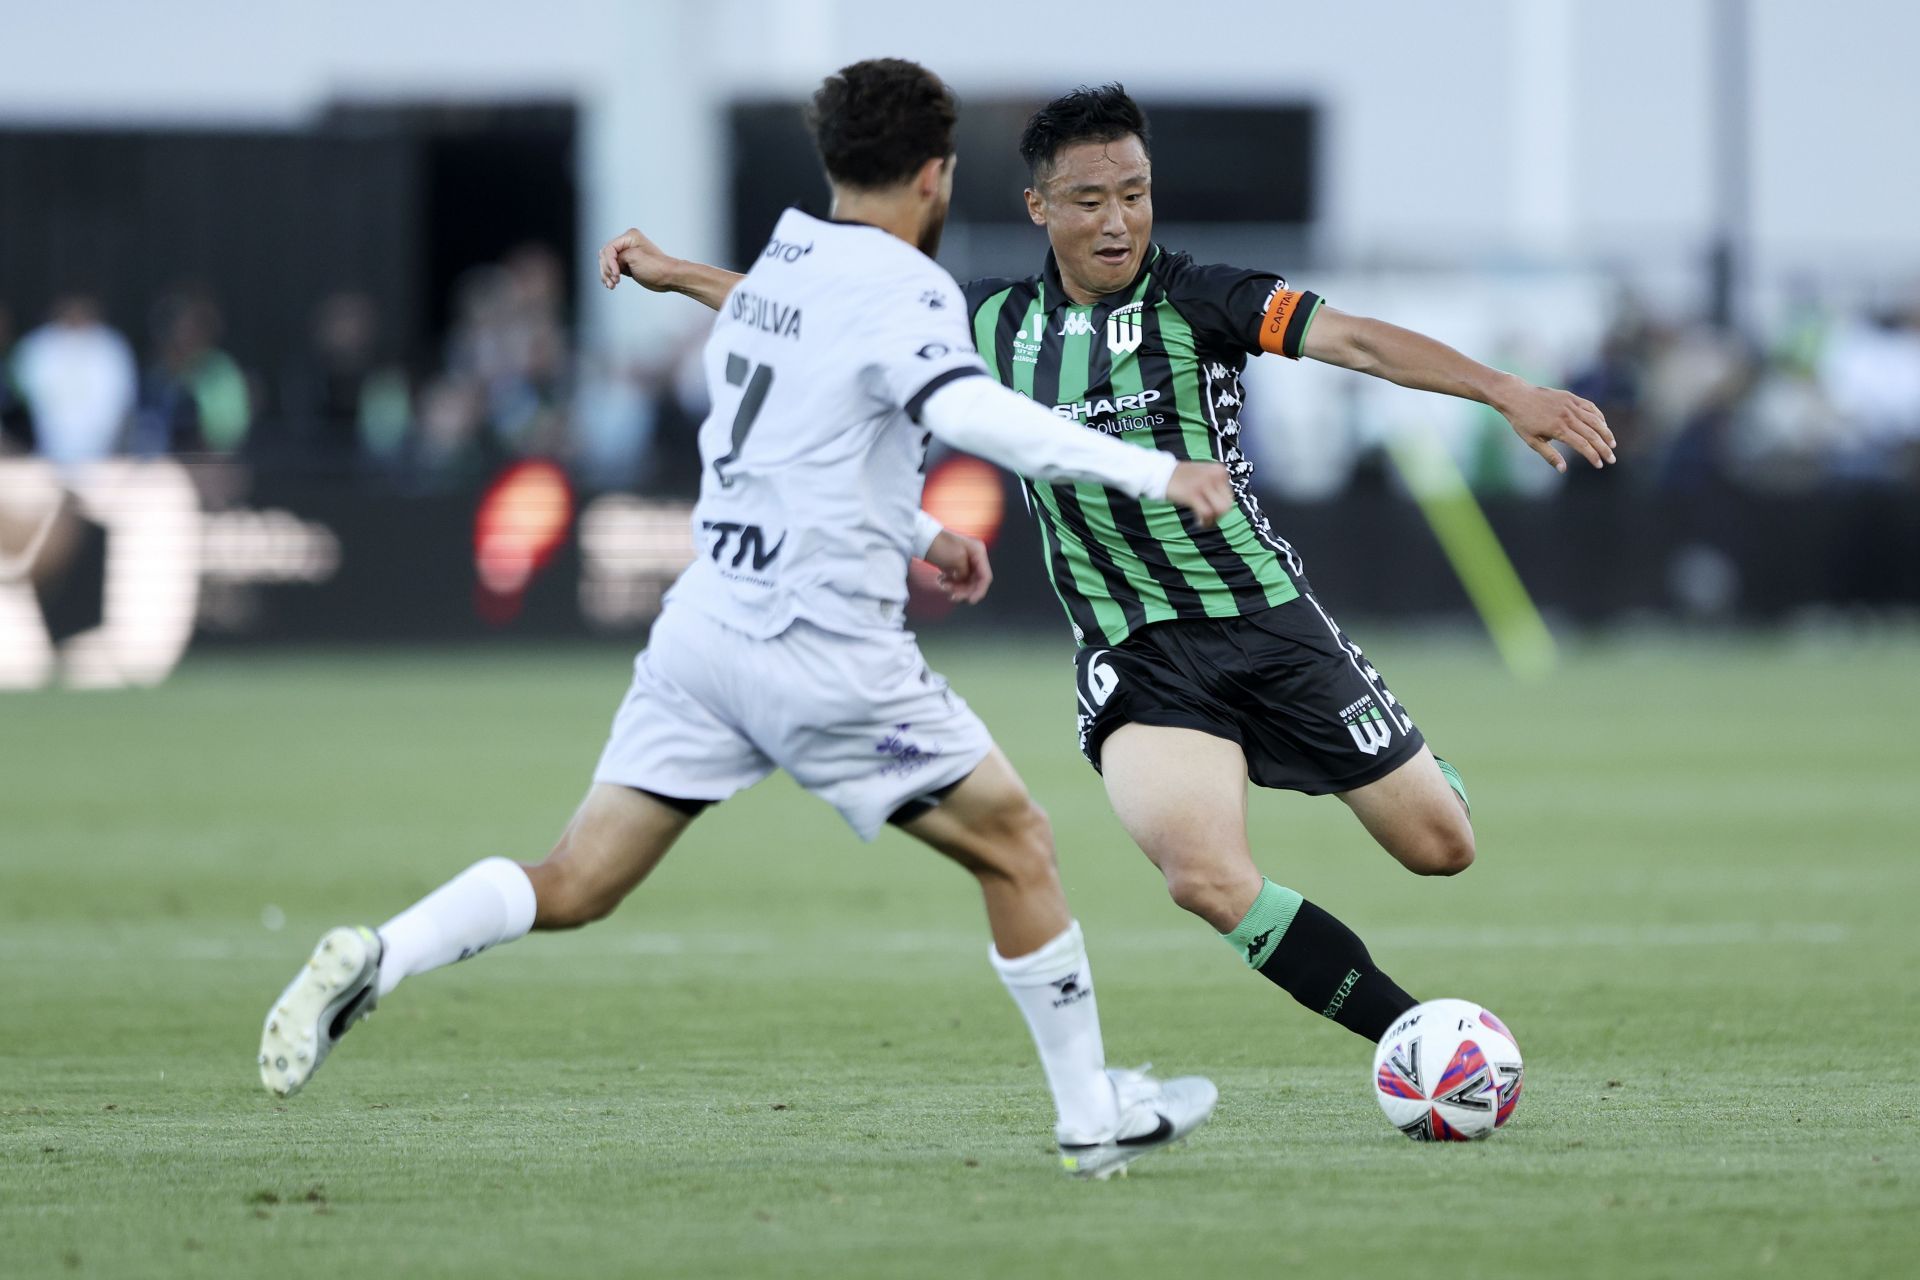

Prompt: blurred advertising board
xmin=0 ymin=458 xmax=692 ymax=689
xmin=3 ymin=455 xmax=1917 ymax=691
xmin=0 ymin=459 xmax=338 ymax=688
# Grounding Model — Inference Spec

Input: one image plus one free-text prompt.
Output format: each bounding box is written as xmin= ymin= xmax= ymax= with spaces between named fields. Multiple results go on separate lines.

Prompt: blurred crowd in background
xmin=4 ymin=242 xmax=1919 ymax=498
xmin=0 ymin=243 xmax=702 ymax=494
xmin=1565 ymin=288 xmax=1920 ymax=495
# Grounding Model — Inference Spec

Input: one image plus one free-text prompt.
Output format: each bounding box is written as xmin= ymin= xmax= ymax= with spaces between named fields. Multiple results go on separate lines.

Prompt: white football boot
xmin=259 ymin=926 xmax=381 ymax=1097
xmin=1056 ymin=1065 xmax=1219 ymax=1180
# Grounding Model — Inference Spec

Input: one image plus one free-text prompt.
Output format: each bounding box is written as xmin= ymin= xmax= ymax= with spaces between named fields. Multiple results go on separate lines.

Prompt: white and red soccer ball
xmin=1372 ymin=998 xmax=1524 ymax=1141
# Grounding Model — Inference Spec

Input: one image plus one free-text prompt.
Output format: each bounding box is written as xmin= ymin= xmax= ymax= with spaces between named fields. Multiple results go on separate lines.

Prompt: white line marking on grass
xmin=1373 ymin=922 xmax=1853 ymax=949
xmin=535 ymin=920 xmax=1854 ymax=958
xmin=0 ymin=920 xmax=1854 ymax=962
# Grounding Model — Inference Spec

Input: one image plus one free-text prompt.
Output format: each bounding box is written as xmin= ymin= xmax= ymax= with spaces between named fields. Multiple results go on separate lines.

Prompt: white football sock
xmin=374 ymin=857 xmax=537 ymax=998
xmin=990 ymin=920 xmax=1120 ymax=1142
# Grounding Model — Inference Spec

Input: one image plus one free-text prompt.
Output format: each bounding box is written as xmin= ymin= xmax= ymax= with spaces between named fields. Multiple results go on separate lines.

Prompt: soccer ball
xmin=1372 ymin=998 xmax=1524 ymax=1141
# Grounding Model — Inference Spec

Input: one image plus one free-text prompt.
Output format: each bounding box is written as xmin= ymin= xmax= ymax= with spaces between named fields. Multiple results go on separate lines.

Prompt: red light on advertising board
xmin=473 ymin=460 xmax=574 ymax=625
xmin=909 ymin=456 xmax=1007 ymax=620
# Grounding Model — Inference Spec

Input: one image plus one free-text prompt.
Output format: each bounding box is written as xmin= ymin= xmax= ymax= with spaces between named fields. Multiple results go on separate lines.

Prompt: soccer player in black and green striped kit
xmin=602 ymin=81 xmax=1615 ymax=1050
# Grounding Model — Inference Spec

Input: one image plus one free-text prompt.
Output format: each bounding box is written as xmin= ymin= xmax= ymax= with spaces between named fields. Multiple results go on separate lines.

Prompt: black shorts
xmin=1073 ymin=591 xmax=1425 ymax=795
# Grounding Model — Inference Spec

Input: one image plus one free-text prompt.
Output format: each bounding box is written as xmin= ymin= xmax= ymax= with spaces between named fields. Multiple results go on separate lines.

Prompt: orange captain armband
xmin=1257 ymin=285 xmax=1323 ymax=359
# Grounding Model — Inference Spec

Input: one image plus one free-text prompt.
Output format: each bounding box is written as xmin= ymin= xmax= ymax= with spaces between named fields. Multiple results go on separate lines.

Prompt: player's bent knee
xmin=529 ymin=871 xmax=609 ymax=929
xmin=1162 ymin=863 xmax=1251 ymax=929
xmin=1161 ymin=867 xmax=1212 ymax=916
xmin=1007 ymin=801 xmax=1060 ymax=881
xmin=1404 ymin=820 xmax=1476 ymax=877
xmin=1022 ymin=800 xmax=1055 ymax=852
xmin=528 ymin=845 xmax=624 ymax=929
xmin=974 ymin=799 xmax=1059 ymax=888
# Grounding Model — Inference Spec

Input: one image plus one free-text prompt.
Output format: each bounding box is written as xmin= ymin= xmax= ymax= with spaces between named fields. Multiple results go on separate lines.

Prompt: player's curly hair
xmin=1018 ymin=83 xmax=1152 ymax=184
xmin=807 ymin=58 xmax=959 ymax=190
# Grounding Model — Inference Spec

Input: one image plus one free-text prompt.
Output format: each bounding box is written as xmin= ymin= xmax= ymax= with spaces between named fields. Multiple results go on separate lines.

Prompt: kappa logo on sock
xmin=1321 ymin=968 xmax=1363 ymax=1019
xmin=1246 ymin=927 xmax=1276 ymax=965
xmin=1049 ymin=972 xmax=1090 ymax=1008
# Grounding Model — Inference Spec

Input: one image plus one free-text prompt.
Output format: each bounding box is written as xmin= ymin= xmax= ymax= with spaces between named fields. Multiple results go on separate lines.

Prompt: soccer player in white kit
xmin=259 ymin=58 xmax=1237 ymax=1179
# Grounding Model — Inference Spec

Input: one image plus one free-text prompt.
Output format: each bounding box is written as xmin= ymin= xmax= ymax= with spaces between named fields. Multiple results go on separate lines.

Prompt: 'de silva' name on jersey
xmin=729 ymin=289 xmax=803 ymax=341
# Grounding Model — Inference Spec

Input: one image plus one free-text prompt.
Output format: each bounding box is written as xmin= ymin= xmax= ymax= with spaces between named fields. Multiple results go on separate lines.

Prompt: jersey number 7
xmin=713 ymin=353 xmax=774 ymax=488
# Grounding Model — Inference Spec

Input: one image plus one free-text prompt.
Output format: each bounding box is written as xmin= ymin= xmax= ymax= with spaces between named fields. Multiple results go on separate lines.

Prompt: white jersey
xmin=666 ymin=208 xmax=988 ymax=639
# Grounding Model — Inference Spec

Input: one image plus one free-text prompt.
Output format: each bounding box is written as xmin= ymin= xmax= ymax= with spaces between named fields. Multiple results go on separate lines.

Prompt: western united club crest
xmin=1340 ymin=696 xmax=1394 ymax=756
xmin=1106 ymin=302 xmax=1144 ymax=355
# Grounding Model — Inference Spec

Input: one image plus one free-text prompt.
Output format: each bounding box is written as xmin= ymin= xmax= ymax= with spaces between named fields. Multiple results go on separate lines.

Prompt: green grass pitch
xmin=3 ymin=633 xmax=1916 ymax=1277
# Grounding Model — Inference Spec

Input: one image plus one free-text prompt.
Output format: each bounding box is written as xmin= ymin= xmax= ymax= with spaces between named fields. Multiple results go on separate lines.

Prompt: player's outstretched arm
xmin=598 ymin=228 xmax=743 ymax=310
xmin=1300 ymin=306 xmax=1617 ymax=474
xmin=919 ymin=376 xmax=1233 ymax=527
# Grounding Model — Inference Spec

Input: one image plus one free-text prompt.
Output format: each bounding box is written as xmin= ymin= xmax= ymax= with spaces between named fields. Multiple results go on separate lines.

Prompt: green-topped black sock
xmin=1221 ymin=878 xmax=1418 ymax=1042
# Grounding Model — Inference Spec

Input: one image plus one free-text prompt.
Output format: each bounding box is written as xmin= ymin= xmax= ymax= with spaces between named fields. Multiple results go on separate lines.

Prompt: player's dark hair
xmin=807 ymin=58 xmax=959 ymax=190
xmin=1019 ymin=83 xmax=1151 ymax=184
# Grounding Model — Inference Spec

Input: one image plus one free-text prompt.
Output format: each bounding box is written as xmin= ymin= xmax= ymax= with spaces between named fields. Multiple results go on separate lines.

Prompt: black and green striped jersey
xmin=963 ymin=246 xmax=1324 ymax=648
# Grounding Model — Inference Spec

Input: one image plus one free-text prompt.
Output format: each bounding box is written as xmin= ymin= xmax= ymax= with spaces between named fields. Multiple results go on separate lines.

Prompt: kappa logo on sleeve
xmin=919 ymin=289 xmax=947 ymax=310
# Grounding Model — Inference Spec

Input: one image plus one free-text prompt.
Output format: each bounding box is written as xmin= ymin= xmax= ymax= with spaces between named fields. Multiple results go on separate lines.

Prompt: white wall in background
xmin=4 ymin=0 xmax=1918 ymax=346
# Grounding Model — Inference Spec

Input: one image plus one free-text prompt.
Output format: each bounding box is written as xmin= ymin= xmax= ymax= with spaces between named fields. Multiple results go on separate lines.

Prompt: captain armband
xmin=1257 ymin=285 xmax=1324 ymax=359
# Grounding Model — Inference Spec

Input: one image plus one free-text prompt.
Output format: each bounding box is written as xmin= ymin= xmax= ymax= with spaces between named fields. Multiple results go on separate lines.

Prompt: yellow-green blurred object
xmin=1387 ymin=433 xmax=1557 ymax=682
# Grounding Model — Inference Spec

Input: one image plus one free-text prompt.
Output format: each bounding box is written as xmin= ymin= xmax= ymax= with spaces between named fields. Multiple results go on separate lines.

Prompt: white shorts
xmin=592 ymin=603 xmax=994 ymax=841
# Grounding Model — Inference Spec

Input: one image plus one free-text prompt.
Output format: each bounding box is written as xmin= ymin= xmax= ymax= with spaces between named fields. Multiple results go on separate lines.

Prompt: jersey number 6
xmin=1077 ymin=649 xmax=1121 ymax=709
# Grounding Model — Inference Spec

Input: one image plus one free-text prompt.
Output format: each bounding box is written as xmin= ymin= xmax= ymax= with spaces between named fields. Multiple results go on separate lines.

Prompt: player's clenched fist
xmin=599 ymin=227 xmax=678 ymax=292
xmin=923 ymin=529 xmax=994 ymax=604
xmin=1164 ymin=461 xmax=1234 ymax=529
xmin=599 ymin=230 xmax=745 ymax=310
